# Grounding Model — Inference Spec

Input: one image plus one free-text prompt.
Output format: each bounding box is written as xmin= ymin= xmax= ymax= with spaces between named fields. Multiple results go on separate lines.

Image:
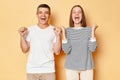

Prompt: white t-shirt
xmin=26 ymin=25 xmax=56 ymax=73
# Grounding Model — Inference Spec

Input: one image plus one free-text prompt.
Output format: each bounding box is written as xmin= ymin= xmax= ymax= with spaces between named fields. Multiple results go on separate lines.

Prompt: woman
xmin=62 ymin=5 xmax=97 ymax=80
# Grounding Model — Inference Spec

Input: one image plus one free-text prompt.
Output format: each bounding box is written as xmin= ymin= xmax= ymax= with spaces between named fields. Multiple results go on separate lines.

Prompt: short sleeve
xmin=53 ymin=36 xmax=56 ymax=43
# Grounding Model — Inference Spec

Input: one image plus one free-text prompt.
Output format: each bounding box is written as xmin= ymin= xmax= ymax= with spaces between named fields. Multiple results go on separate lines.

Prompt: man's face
xmin=36 ymin=7 xmax=50 ymax=25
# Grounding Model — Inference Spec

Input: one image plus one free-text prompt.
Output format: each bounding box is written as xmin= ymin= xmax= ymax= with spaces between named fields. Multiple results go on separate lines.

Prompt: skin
xmin=18 ymin=7 xmax=61 ymax=55
xmin=62 ymin=6 xmax=98 ymax=40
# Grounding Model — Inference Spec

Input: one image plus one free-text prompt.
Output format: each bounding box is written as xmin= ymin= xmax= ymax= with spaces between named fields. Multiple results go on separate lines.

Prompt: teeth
xmin=41 ymin=17 xmax=46 ymax=20
xmin=75 ymin=17 xmax=79 ymax=20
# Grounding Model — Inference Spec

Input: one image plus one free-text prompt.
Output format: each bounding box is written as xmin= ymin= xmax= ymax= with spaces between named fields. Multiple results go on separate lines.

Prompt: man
xmin=18 ymin=4 xmax=61 ymax=80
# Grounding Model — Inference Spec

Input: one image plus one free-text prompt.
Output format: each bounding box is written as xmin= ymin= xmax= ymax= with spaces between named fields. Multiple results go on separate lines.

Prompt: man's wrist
xmin=21 ymin=36 xmax=26 ymax=40
xmin=56 ymin=36 xmax=61 ymax=40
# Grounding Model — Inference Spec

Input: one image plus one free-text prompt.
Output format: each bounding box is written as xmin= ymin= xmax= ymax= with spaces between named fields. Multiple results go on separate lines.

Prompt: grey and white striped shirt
xmin=62 ymin=27 xmax=97 ymax=70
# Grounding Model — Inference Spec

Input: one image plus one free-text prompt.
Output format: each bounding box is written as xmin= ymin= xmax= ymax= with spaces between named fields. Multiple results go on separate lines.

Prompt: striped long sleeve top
xmin=62 ymin=27 xmax=97 ymax=70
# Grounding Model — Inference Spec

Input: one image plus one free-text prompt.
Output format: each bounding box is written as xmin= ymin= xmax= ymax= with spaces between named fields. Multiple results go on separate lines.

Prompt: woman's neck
xmin=74 ymin=23 xmax=82 ymax=27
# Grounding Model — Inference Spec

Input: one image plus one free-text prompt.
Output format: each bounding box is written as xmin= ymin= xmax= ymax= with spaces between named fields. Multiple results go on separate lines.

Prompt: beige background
xmin=0 ymin=0 xmax=120 ymax=80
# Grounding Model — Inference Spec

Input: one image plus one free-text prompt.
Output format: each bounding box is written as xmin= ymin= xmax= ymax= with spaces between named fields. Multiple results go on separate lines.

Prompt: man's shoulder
xmin=27 ymin=25 xmax=37 ymax=30
xmin=49 ymin=25 xmax=54 ymax=29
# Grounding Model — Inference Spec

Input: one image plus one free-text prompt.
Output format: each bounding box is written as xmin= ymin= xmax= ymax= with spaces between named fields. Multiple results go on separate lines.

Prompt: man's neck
xmin=37 ymin=23 xmax=49 ymax=29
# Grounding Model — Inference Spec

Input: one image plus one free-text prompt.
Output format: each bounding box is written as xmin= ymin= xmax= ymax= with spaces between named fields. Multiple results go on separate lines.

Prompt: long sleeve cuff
xmin=89 ymin=37 xmax=96 ymax=42
xmin=62 ymin=39 xmax=68 ymax=43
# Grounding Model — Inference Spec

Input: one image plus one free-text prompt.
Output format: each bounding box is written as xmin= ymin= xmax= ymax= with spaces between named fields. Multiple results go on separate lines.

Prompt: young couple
xmin=18 ymin=4 xmax=97 ymax=80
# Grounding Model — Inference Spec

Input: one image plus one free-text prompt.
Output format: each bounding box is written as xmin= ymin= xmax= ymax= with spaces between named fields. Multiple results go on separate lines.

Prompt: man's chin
xmin=39 ymin=21 xmax=47 ymax=24
xmin=40 ymin=22 xmax=48 ymax=25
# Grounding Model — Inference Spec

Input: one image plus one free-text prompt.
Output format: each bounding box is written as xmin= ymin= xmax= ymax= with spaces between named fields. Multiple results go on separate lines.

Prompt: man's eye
xmin=38 ymin=12 xmax=42 ymax=14
xmin=45 ymin=12 xmax=49 ymax=14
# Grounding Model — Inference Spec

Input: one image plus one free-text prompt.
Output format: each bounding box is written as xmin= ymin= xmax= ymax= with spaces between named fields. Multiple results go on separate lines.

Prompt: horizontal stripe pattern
xmin=62 ymin=27 xmax=97 ymax=70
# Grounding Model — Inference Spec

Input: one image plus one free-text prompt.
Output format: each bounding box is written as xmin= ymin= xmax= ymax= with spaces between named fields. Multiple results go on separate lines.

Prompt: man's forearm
xmin=20 ymin=37 xmax=29 ymax=53
xmin=54 ymin=36 xmax=61 ymax=55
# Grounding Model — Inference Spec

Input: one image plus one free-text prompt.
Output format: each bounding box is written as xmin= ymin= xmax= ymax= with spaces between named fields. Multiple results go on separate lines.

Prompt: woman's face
xmin=72 ymin=7 xmax=82 ymax=25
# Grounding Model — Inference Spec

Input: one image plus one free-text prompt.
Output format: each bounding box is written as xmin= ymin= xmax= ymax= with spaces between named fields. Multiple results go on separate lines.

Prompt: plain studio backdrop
xmin=0 ymin=0 xmax=120 ymax=80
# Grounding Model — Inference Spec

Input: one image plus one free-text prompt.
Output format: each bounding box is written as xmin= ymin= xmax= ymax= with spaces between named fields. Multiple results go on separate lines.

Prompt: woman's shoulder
xmin=82 ymin=26 xmax=92 ymax=32
xmin=83 ymin=26 xmax=91 ymax=29
xmin=65 ymin=27 xmax=75 ymax=33
xmin=66 ymin=27 xmax=71 ymax=30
